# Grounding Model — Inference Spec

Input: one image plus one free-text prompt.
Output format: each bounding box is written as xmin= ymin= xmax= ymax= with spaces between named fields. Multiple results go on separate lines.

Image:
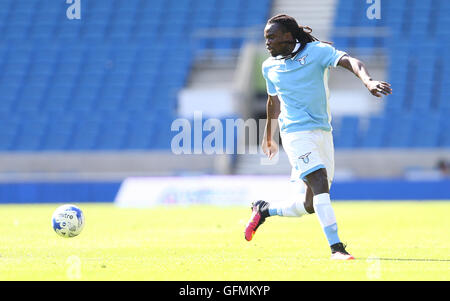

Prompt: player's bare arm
xmin=262 ymin=94 xmax=280 ymax=159
xmin=337 ymin=55 xmax=392 ymax=98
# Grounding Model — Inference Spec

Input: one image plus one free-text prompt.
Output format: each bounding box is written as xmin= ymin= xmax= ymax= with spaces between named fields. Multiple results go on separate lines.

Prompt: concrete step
xmin=233 ymin=151 xmax=292 ymax=175
xmin=187 ymin=55 xmax=239 ymax=88
xmin=270 ymin=0 xmax=337 ymax=39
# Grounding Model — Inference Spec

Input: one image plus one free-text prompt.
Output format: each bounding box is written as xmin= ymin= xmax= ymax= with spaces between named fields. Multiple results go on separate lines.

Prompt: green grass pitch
xmin=0 ymin=202 xmax=449 ymax=281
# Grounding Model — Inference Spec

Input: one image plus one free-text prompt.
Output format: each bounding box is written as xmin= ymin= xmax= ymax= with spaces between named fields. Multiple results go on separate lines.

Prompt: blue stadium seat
xmin=96 ymin=83 xmax=127 ymax=111
xmin=69 ymin=84 xmax=100 ymax=112
xmin=334 ymin=2 xmax=353 ymax=27
xmin=334 ymin=116 xmax=360 ymax=148
xmin=124 ymin=113 xmax=159 ymax=149
xmin=123 ymin=83 xmax=153 ymax=111
xmin=14 ymin=82 xmax=48 ymax=112
xmin=0 ymin=1 xmax=12 ymax=29
xmin=439 ymin=109 xmax=450 ymax=147
xmin=41 ymin=82 xmax=73 ymax=112
xmin=13 ymin=113 xmax=48 ymax=151
xmin=69 ymin=114 xmax=102 ymax=150
xmin=360 ymin=116 xmax=385 ymax=148
xmin=0 ymin=115 xmax=19 ymax=151
xmin=95 ymin=113 xmax=129 ymax=150
xmin=410 ymin=112 xmax=440 ymax=148
xmin=383 ymin=112 xmax=414 ymax=148
xmin=41 ymin=116 xmax=75 ymax=150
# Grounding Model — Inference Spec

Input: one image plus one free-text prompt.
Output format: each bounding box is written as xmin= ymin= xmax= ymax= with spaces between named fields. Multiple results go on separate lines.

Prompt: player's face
xmin=264 ymin=23 xmax=292 ymax=57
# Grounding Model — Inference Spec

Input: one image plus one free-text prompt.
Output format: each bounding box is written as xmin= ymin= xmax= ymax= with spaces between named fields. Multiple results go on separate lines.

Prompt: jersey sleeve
xmin=262 ymin=65 xmax=278 ymax=96
xmin=320 ymin=43 xmax=347 ymax=68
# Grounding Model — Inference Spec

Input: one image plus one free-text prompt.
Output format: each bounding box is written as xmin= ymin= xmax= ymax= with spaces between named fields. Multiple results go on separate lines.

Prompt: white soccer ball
xmin=52 ymin=204 xmax=85 ymax=238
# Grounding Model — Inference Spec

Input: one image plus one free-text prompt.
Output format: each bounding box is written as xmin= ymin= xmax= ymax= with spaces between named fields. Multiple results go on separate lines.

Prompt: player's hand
xmin=365 ymin=80 xmax=392 ymax=97
xmin=262 ymin=140 xmax=278 ymax=159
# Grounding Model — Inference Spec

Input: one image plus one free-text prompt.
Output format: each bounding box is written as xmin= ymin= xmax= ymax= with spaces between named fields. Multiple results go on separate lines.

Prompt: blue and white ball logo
xmin=52 ymin=204 xmax=85 ymax=238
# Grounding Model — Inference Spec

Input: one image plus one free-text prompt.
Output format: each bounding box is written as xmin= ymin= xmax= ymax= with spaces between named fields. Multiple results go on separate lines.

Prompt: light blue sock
xmin=268 ymin=201 xmax=308 ymax=217
xmin=323 ymin=223 xmax=340 ymax=245
xmin=313 ymin=193 xmax=341 ymax=246
xmin=268 ymin=208 xmax=280 ymax=216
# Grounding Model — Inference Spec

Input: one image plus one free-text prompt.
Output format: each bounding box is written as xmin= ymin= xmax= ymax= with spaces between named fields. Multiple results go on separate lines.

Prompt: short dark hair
xmin=267 ymin=14 xmax=331 ymax=51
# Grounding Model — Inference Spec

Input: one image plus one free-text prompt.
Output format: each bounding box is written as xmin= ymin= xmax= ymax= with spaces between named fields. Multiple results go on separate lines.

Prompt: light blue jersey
xmin=262 ymin=41 xmax=347 ymax=133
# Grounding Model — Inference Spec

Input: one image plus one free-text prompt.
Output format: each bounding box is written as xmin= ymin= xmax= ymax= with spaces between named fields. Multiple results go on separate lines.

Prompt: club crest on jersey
xmin=298 ymin=152 xmax=311 ymax=164
xmin=296 ymin=54 xmax=308 ymax=65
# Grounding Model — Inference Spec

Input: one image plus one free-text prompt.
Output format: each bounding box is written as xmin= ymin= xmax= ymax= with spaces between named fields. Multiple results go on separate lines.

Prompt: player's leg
xmin=304 ymin=168 xmax=338 ymax=245
xmin=267 ymin=179 xmax=312 ymax=217
xmin=303 ymin=182 xmax=315 ymax=213
xmin=267 ymin=182 xmax=314 ymax=216
xmin=266 ymin=131 xmax=315 ymax=217
xmin=305 ymin=131 xmax=353 ymax=259
xmin=244 ymin=131 xmax=318 ymax=241
xmin=244 ymin=181 xmax=312 ymax=241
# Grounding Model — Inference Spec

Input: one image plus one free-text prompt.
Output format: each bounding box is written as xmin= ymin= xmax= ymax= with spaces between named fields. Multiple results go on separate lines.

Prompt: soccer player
xmin=244 ymin=15 xmax=392 ymax=260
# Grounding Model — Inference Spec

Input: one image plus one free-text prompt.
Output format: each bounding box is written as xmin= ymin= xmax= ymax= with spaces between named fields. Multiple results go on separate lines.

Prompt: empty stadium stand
xmin=332 ymin=0 xmax=450 ymax=148
xmin=1 ymin=0 xmax=448 ymax=152
xmin=0 ymin=0 xmax=272 ymax=151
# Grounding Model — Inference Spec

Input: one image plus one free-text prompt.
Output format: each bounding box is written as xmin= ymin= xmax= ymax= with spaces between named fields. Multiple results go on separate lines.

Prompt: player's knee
xmin=305 ymin=168 xmax=329 ymax=195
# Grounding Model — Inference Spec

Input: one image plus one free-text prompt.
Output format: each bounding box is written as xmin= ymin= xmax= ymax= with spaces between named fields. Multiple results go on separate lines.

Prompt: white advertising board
xmin=114 ymin=175 xmax=306 ymax=208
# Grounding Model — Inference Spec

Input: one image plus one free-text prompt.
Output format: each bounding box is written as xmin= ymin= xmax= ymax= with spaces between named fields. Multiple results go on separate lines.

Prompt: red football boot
xmin=244 ymin=200 xmax=270 ymax=241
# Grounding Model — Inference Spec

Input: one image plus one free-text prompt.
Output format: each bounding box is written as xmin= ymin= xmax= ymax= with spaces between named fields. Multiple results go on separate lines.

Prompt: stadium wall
xmin=0 ymin=181 xmax=120 ymax=204
xmin=0 ymin=152 xmax=228 ymax=179
xmin=0 ymin=176 xmax=448 ymax=204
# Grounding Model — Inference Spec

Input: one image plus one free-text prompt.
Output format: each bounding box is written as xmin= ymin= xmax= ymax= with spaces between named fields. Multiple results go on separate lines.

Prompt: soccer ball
xmin=52 ymin=204 xmax=85 ymax=238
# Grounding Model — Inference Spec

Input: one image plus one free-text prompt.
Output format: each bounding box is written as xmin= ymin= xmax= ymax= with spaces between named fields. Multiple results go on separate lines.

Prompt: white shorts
xmin=281 ymin=129 xmax=335 ymax=188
